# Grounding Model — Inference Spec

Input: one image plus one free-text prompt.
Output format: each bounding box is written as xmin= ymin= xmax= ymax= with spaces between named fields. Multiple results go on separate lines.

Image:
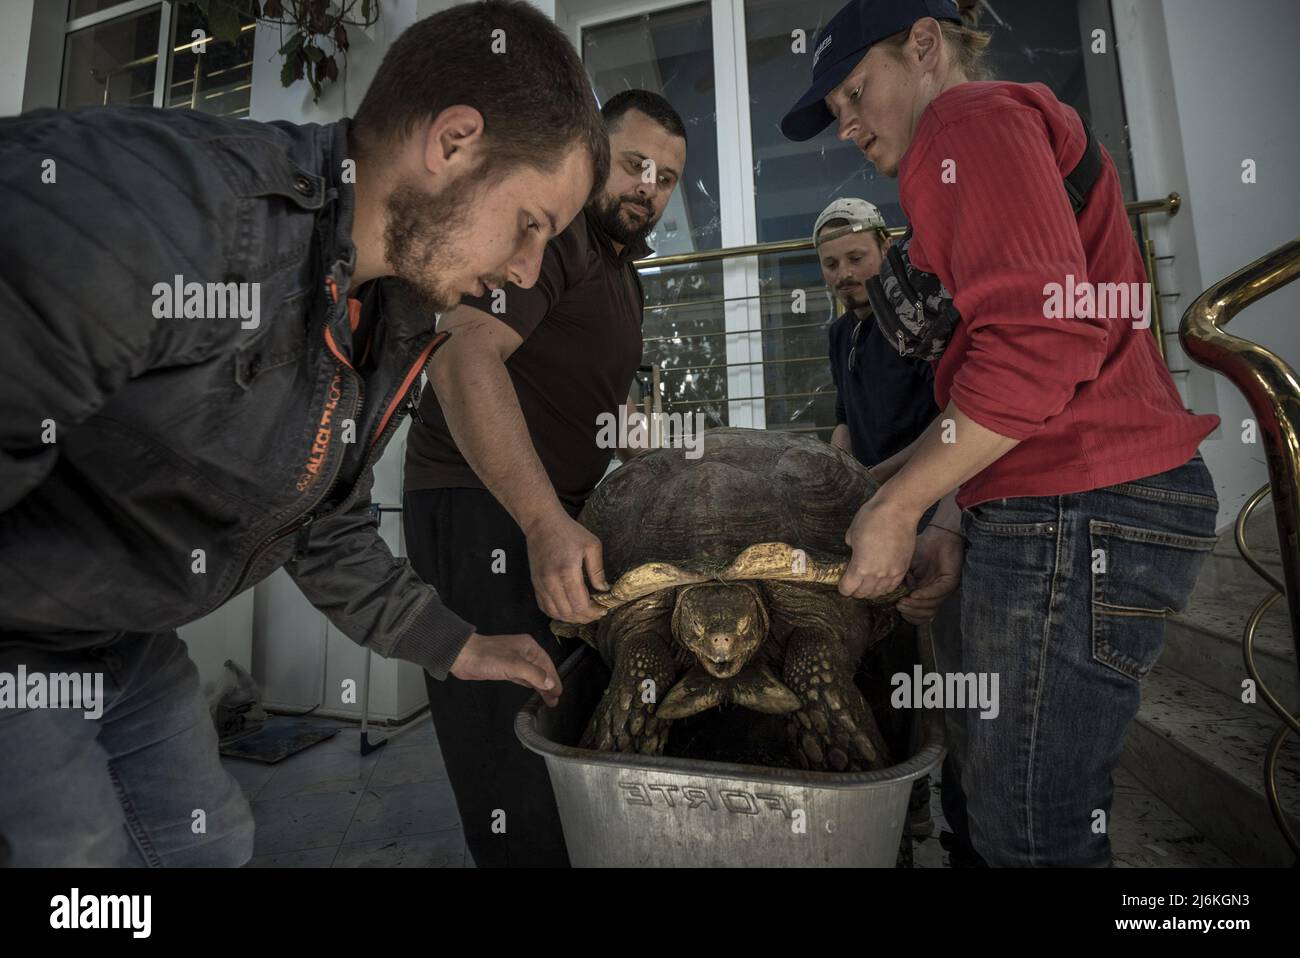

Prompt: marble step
xmin=1162 ymin=578 xmax=1298 ymax=715
xmin=1122 ymin=663 xmax=1300 ymax=867
xmin=1207 ymin=497 xmax=1289 ymax=594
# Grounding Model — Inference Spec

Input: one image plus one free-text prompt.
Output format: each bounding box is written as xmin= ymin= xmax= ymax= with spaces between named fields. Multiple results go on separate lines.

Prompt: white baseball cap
xmin=813 ymin=197 xmax=886 ymax=246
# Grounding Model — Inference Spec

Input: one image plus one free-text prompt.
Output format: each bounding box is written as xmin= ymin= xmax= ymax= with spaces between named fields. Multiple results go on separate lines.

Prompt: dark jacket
xmin=828 ymin=308 xmax=938 ymax=467
xmin=0 ymin=106 xmax=473 ymax=677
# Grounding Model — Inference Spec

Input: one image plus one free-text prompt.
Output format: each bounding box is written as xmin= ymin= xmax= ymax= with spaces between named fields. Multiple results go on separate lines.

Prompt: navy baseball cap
xmin=780 ymin=0 xmax=962 ymax=141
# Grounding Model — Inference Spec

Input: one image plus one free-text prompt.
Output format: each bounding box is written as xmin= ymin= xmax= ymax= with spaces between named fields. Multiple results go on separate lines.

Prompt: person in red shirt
xmin=783 ymin=0 xmax=1219 ymax=866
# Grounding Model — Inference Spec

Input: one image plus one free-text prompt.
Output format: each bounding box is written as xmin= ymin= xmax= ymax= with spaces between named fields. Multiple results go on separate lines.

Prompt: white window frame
xmin=561 ymin=0 xmax=766 ymax=428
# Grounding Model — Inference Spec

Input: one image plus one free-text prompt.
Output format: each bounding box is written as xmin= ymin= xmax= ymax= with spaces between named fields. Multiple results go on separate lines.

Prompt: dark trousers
xmin=403 ymin=487 xmax=571 ymax=868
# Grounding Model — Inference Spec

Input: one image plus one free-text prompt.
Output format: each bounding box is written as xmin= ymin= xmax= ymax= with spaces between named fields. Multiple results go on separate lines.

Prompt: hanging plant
xmin=181 ymin=1 xmax=381 ymax=102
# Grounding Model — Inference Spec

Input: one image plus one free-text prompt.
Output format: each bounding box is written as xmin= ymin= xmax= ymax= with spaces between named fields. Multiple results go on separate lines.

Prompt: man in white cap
xmin=815 ymin=198 xmax=937 ymax=467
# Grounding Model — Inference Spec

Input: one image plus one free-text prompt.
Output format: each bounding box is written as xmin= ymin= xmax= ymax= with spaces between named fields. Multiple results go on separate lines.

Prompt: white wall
xmin=0 ymin=0 xmax=35 ymax=116
xmin=249 ymin=0 xmax=421 ymax=124
xmin=180 ymin=590 xmax=255 ymax=700
xmin=1114 ymin=0 xmax=1300 ymax=530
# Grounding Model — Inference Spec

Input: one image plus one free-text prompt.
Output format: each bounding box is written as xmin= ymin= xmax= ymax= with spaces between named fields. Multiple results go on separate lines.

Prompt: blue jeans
xmin=956 ymin=453 xmax=1217 ymax=866
xmin=0 ymin=631 xmax=255 ymax=866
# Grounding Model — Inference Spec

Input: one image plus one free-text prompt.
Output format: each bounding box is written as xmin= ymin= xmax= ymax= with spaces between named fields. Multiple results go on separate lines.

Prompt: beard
xmin=590 ymin=191 xmax=658 ymax=247
xmin=382 ymin=175 xmax=479 ymax=317
xmin=833 ymin=282 xmax=871 ymax=310
xmin=842 ymin=287 xmax=871 ymax=310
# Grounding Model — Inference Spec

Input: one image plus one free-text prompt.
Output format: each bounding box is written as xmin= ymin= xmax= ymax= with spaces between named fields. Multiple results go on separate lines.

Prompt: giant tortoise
xmin=554 ymin=427 xmax=907 ymax=772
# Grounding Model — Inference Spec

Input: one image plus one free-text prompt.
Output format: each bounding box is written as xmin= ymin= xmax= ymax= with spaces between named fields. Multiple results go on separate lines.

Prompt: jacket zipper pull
xmin=405 ymin=380 xmax=426 ymax=425
xmin=293 ymin=514 xmax=315 ymax=561
xmin=406 ymin=394 xmax=425 ymax=425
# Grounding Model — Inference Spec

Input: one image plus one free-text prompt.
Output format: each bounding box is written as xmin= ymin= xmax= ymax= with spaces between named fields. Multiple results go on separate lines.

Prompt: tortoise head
xmin=670 ymin=582 xmax=769 ymax=679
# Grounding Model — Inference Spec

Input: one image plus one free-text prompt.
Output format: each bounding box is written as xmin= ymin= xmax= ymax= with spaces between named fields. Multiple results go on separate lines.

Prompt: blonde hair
xmin=881 ymin=17 xmax=994 ymax=82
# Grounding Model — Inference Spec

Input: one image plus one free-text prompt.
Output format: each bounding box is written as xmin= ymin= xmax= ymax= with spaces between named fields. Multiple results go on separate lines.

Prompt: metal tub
xmin=516 ymin=647 xmax=945 ymax=867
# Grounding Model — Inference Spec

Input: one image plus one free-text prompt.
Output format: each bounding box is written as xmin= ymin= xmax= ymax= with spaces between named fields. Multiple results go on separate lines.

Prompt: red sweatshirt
xmin=899 ymin=81 xmax=1218 ymax=510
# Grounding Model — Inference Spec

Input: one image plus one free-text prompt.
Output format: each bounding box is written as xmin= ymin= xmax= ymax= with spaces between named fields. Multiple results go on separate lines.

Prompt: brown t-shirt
xmin=403 ymin=208 xmax=650 ymax=515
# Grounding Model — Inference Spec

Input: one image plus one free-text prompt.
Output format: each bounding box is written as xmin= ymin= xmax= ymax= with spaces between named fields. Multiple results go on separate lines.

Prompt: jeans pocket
xmin=964 ymin=499 xmax=1058 ymax=537
xmin=1089 ymin=520 xmax=1217 ymax=680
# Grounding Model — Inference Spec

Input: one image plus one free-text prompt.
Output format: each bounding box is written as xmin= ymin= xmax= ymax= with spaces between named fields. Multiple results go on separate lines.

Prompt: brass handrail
xmin=1181 ymin=239 xmax=1300 ymax=636
xmin=645 ymin=285 xmax=834 ymax=312
xmin=633 ymin=193 xmax=1182 ymax=269
xmin=663 ymin=389 xmax=828 ymax=407
xmin=1180 ymin=236 xmax=1300 ymax=859
xmin=644 ymin=319 xmax=830 ymax=345
xmin=655 ymin=355 xmax=831 ymax=374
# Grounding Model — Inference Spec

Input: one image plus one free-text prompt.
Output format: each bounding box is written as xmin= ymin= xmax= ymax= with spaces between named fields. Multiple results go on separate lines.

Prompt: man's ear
xmin=422 ymin=105 xmax=486 ymax=175
xmin=880 ymin=233 xmax=893 ymax=253
xmin=910 ymin=16 xmax=945 ymax=68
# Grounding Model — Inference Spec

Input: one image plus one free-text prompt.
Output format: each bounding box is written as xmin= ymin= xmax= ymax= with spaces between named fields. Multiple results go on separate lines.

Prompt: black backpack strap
xmin=1063 ymin=112 xmax=1104 ymax=215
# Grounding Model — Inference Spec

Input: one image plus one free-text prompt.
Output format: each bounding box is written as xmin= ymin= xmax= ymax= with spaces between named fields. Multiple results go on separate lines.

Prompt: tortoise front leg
xmin=783 ymin=628 xmax=892 ymax=772
xmin=580 ymin=625 xmax=679 ymax=755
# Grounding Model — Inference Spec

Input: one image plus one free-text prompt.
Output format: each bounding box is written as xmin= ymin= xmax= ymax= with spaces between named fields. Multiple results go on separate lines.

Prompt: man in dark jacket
xmin=0 ymin=0 xmax=608 ymax=867
xmin=817 ymin=198 xmax=937 ymax=466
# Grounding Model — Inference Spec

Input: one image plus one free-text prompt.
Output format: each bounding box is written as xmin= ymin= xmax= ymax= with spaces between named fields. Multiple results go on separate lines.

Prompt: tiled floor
xmin=225 ymin=715 xmax=470 ymax=868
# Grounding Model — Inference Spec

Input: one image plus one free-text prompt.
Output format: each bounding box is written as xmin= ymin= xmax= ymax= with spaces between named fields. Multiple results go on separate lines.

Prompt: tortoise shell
xmin=580 ymin=427 xmax=879 ymax=584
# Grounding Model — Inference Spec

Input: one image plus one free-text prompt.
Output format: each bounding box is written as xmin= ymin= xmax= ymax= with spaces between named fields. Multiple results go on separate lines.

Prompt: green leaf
xmin=205 ymin=0 xmax=242 ymax=43
xmin=304 ymin=43 xmax=324 ymax=62
xmin=278 ymin=31 xmax=303 ymax=56
xmin=279 ymin=51 xmax=297 ymax=88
